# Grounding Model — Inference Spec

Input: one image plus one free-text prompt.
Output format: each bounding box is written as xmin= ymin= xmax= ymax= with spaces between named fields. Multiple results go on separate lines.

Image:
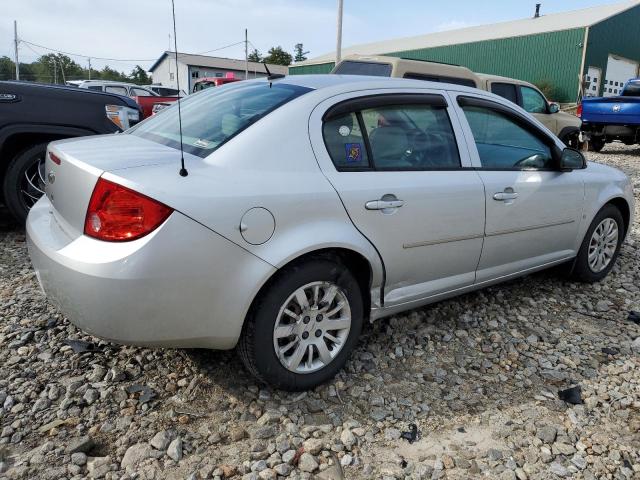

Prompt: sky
xmin=0 ymin=0 xmax=629 ymax=75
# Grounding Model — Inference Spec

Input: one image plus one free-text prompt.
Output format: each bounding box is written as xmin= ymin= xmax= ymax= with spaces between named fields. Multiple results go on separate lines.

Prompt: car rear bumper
xmin=26 ymin=197 xmax=275 ymax=349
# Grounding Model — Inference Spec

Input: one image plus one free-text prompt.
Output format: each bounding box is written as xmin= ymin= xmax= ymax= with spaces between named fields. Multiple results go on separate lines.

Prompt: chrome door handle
xmin=365 ymin=199 xmax=405 ymax=210
xmin=493 ymin=191 xmax=518 ymax=201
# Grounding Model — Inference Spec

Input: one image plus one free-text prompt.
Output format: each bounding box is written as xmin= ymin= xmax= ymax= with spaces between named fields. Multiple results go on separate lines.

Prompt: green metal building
xmin=290 ymin=1 xmax=640 ymax=102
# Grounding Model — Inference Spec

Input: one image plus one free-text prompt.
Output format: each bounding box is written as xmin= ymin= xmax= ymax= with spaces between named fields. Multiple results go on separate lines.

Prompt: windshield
xmin=333 ymin=61 xmax=392 ymax=77
xmin=129 ymin=82 xmax=311 ymax=158
xmin=622 ymin=81 xmax=640 ymax=97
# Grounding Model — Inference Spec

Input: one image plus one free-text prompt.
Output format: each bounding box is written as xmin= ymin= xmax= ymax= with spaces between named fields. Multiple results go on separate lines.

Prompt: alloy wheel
xmin=588 ymin=218 xmax=618 ymax=273
xmin=273 ymin=281 xmax=351 ymax=374
xmin=20 ymin=153 xmax=46 ymax=211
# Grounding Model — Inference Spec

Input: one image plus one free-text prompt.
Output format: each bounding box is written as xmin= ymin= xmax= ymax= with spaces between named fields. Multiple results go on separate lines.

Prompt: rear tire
xmin=589 ymin=137 xmax=605 ymax=152
xmin=2 ymin=143 xmax=48 ymax=223
xmin=571 ymin=204 xmax=624 ymax=283
xmin=238 ymin=257 xmax=363 ymax=391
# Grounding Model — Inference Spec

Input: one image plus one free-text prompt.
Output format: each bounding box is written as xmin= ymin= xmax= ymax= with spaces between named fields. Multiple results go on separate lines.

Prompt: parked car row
xmin=26 ymin=75 xmax=634 ymax=390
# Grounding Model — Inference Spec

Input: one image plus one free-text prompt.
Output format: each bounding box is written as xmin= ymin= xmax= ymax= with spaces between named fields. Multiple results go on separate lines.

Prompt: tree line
xmin=0 ymin=53 xmax=150 ymax=84
xmin=0 ymin=43 xmax=310 ymax=85
xmin=248 ymin=44 xmax=309 ymax=65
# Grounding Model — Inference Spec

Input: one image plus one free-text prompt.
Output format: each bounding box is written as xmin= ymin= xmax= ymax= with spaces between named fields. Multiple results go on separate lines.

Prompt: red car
xmin=192 ymin=73 xmax=242 ymax=93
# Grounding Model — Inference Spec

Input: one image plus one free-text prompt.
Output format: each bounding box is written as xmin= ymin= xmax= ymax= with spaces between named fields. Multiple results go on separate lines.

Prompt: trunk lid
xmin=45 ymin=134 xmax=184 ymax=236
xmin=581 ymin=96 xmax=640 ymax=125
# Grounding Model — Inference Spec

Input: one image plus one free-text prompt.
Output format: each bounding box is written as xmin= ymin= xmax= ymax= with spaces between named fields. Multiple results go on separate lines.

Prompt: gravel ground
xmin=0 ymin=143 xmax=639 ymax=480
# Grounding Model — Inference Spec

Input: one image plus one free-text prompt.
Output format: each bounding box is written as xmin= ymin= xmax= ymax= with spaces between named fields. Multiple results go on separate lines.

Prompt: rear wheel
xmin=571 ymin=204 xmax=624 ymax=282
xmin=2 ymin=143 xmax=48 ymax=223
xmin=238 ymin=258 xmax=363 ymax=391
xmin=589 ymin=137 xmax=605 ymax=152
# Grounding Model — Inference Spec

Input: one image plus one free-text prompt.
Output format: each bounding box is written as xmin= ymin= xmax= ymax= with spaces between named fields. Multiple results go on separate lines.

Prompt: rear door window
xmin=131 ymin=87 xmax=154 ymax=97
xmin=490 ymin=82 xmax=518 ymax=105
xmin=323 ymin=97 xmax=460 ymax=171
xmin=333 ymin=61 xmax=392 ymax=77
xmin=105 ymin=86 xmax=128 ymax=96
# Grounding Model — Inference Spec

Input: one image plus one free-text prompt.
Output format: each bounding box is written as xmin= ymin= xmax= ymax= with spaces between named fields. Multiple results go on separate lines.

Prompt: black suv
xmin=0 ymin=81 xmax=141 ymax=222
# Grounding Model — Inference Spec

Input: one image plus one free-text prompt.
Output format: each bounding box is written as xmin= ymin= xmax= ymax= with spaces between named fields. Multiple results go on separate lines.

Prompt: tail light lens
xmin=84 ymin=178 xmax=172 ymax=242
xmin=576 ymin=103 xmax=582 ymax=118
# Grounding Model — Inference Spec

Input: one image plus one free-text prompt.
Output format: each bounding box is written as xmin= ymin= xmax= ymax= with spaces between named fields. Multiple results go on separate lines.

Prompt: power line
xmin=19 ymin=39 xmax=156 ymax=62
xmin=18 ymin=38 xmax=248 ymax=64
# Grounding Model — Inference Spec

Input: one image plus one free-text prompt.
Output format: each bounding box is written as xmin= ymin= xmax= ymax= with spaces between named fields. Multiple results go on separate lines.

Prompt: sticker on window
xmin=338 ymin=125 xmax=351 ymax=137
xmin=345 ymin=143 xmax=363 ymax=163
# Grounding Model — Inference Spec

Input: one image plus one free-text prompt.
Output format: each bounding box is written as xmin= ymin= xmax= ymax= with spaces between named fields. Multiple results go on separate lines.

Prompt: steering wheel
xmin=404 ymin=129 xmax=430 ymax=166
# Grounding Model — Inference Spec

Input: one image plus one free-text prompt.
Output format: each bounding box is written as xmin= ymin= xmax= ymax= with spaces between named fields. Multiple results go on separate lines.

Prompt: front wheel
xmin=2 ymin=143 xmax=48 ymax=223
xmin=560 ymin=130 xmax=580 ymax=149
xmin=571 ymin=204 xmax=624 ymax=282
xmin=238 ymin=258 xmax=363 ymax=391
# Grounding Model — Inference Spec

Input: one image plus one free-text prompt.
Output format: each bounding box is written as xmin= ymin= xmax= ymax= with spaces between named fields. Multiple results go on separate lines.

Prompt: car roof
xmin=475 ymin=73 xmax=536 ymax=89
xmin=259 ymin=73 xmax=483 ymax=94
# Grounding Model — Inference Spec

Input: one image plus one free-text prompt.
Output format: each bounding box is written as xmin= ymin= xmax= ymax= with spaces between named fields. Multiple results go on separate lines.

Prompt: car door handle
xmin=365 ymin=199 xmax=405 ymax=210
xmin=493 ymin=191 xmax=519 ymax=201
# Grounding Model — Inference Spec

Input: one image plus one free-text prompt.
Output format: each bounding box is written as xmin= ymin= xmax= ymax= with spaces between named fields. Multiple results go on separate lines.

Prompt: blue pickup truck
xmin=580 ymin=78 xmax=640 ymax=151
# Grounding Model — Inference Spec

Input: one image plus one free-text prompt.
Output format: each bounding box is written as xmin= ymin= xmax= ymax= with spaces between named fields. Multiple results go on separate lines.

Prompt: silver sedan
xmin=27 ymin=75 xmax=634 ymax=390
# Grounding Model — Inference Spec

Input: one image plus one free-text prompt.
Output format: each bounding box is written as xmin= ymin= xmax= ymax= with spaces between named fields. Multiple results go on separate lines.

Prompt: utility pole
xmin=88 ymin=58 xmax=91 ymax=79
xmin=336 ymin=0 xmax=343 ymax=64
xmin=244 ymin=28 xmax=248 ymax=80
xmin=14 ymin=20 xmax=20 ymax=80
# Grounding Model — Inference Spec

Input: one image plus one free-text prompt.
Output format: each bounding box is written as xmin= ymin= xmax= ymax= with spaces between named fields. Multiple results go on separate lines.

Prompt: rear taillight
xmin=576 ymin=103 xmax=582 ymax=118
xmin=84 ymin=178 xmax=172 ymax=242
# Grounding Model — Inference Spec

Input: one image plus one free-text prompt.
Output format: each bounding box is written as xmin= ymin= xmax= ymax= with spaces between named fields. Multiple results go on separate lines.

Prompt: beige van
xmin=332 ymin=55 xmax=581 ymax=146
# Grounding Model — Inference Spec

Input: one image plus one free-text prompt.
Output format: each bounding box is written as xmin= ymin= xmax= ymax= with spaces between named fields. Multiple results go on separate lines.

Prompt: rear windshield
xmin=129 ymin=82 xmax=311 ymax=158
xmin=622 ymin=82 xmax=640 ymax=97
xmin=333 ymin=61 xmax=392 ymax=77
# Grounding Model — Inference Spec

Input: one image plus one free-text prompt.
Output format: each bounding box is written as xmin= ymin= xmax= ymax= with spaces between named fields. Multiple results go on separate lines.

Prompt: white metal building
xmin=149 ymin=52 xmax=288 ymax=93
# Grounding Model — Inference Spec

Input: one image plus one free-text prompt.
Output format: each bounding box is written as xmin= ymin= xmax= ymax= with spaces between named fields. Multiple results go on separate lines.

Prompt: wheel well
xmin=0 ymin=133 xmax=71 ymax=191
xmin=607 ymin=198 xmax=631 ymax=237
xmin=248 ymin=248 xmax=373 ymax=323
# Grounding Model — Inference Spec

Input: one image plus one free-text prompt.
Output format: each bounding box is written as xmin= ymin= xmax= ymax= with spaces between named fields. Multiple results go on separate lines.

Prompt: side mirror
xmin=549 ymin=103 xmax=560 ymax=114
xmin=560 ymin=148 xmax=586 ymax=171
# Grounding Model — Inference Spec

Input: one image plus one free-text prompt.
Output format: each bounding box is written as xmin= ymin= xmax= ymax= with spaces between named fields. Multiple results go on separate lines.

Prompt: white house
xmin=149 ymin=52 xmax=288 ymax=92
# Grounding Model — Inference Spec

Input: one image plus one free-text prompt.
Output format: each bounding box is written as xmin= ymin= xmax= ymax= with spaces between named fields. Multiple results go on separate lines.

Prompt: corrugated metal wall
xmin=289 ymin=62 xmax=335 ymax=75
xmin=584 ymin=4 xmax=640 ymax=95
xmin=389 ymin=29 xmax=585 ymax=102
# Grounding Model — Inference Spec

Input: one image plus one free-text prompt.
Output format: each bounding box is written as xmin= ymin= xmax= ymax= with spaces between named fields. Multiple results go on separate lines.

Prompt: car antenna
xmin=171 ymin=0 xmax=188 ymax=177
xmin=263 ymin=61 xmax=285 ymax=87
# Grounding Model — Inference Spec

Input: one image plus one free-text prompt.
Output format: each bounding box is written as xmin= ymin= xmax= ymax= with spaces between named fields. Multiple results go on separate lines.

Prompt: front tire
xmin=2 ymin=143 xmax=48 ymax=223
xmin=571 ymin=204 xmax=624 ymax=282
xmin=238 ymin=257 xmax=363 ymax=391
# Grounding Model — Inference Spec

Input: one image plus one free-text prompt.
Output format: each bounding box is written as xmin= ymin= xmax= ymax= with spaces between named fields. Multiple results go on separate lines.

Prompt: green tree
xmin=294 ymin=43 xmax=309 ymax=63
xmin=263 ymin=46 xmax=292 ymax=66
xmin=129 ymin=65 xmax=151 ymax=84
xmin=34 ymin=54 xmax=84 ymax=83
xmin=0 ymin=56 xmax=15 ymax=81
xmin=247 ymin=48 xmax=262 ymax=62
xmin=99 ymin=65 xmax=128 ymax=82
